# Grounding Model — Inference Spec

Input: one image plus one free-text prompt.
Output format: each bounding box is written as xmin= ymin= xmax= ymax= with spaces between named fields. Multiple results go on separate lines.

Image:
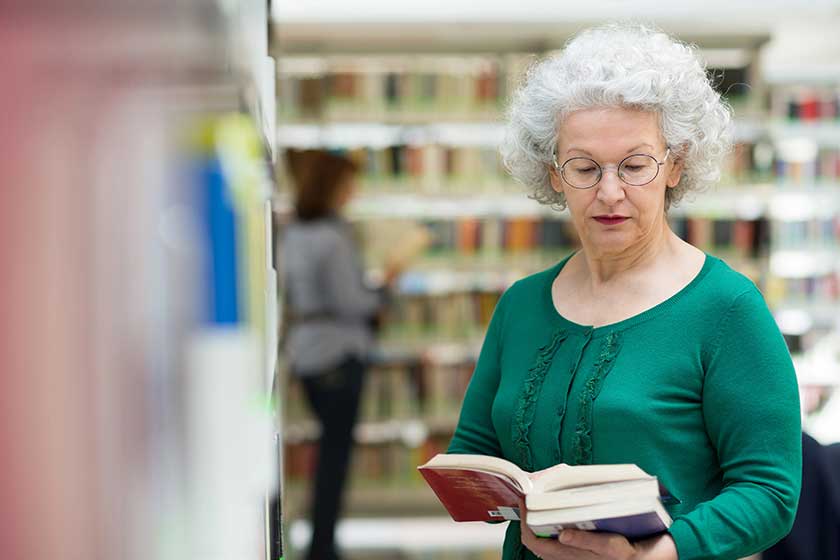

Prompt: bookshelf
xmin=3 ymin=3 xmax=282 ymax=560
xmin=271 ymin=22 xmax=840 ymax=557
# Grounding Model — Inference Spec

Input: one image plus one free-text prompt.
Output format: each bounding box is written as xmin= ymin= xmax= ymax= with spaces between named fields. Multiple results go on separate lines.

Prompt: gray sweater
xmin=281 ymin=216 xmax=382 ymax=375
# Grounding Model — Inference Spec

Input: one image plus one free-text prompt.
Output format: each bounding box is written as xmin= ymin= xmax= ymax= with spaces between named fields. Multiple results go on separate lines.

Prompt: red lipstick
xmin=594 ymin=215 xmax=628 ymax=225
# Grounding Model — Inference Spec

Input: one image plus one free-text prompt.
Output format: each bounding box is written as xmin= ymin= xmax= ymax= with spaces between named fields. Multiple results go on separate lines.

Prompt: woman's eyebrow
xmin=625 ymin=143 xmax=656 ymax=154
xmin=565 ymin=143 xmax=656 ymax=157
xmin=565 ymin=147 xmax=593 ymax=156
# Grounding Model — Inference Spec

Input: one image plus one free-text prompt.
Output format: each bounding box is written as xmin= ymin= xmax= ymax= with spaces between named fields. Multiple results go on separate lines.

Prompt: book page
xmin=526 ymin=478 xmax=659 ymax=511
xmin=527 ymin=498 xmax=671 ymax=528
xmin=530 ymin=463 xmax=650 ymax=493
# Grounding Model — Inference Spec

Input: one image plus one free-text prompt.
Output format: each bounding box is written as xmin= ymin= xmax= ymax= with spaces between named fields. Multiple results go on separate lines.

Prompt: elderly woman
xmin=446 ymin=24 xmax=801 ymax=560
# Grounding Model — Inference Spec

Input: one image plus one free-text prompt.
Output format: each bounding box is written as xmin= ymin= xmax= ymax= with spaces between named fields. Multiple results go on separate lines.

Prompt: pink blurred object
xmin=0 ymin=5 xmax=231 ymax=560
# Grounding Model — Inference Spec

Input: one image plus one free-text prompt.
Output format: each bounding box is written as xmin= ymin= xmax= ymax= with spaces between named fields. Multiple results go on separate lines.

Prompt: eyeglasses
xmin=552 ymin=148 xmax=671 ymax=189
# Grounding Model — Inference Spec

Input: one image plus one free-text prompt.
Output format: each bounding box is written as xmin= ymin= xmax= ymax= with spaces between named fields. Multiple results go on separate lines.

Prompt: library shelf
xmin=277 ymin=118 xmax=782 ymax=147
xmin=284 ymin=416 xmax=459 ymax=445
xmin=345 ymin=187 xmax=840 ymax=221
xmin=769 ymin=248 xmax=840 ymax=279
xmin=287 ymin=516 xmax=507 ymax=553
xmin=277 ymin=122 xmax=507 ymax=147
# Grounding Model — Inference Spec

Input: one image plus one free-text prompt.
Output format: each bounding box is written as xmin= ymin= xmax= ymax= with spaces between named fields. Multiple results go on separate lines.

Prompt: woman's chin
xmin=584 ymin=234 xmax=635 ymax=256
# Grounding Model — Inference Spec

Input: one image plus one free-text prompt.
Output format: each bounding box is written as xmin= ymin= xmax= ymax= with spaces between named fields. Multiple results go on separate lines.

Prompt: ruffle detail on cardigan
xmin=571 ymin=331 xmax=623 ymax=465
xmin=512 ymin=328 xmax=568 ymax=472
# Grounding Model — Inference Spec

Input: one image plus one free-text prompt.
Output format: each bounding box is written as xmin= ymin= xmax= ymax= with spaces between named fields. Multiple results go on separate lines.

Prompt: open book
xmin=418 ymin=454 xmax=674 ymax=540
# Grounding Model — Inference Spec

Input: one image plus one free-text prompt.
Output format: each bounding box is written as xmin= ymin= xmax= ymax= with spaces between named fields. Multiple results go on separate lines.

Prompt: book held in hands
xmin=418 ymin=453 xmax=675 ymax=540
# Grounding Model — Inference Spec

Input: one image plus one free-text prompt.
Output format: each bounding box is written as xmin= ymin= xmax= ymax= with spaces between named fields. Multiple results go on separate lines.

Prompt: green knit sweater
xmin=447 ymin=252 xmax=801 ymax=560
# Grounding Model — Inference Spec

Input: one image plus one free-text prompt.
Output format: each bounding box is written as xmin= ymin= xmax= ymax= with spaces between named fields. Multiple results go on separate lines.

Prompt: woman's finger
xmin=557 ymin=529 xmax=636 ymax=559
xmin=518 ymin=500 xmax=550 ymax=555
xmin=519 ymin=500 xmax=603 ymax=560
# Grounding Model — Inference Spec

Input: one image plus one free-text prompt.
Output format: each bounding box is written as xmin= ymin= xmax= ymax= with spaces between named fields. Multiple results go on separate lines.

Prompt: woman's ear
xmin=548 ymin=157 xmax=564 ymax=194
xmin=665 ymin=150 xmax=685 ymax=189
xmin=549 ymin=167 xmax=562 ymax=193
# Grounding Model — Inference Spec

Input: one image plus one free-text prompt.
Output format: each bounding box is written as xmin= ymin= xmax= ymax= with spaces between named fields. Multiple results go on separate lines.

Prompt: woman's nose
xmin=596 ymin=167 xmax=626 ymax=205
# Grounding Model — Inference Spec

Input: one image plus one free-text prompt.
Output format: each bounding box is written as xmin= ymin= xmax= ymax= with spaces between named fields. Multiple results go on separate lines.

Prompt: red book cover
xmin=419 ymin=467 xmax=523 ymax=521
xmin=800 ymin=91 xmax=819 ymax=121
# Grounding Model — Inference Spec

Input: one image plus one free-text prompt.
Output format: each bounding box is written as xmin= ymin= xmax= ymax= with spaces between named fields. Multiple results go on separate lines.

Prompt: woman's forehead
xmin=556 ymin=108 xmax=664 ymax=154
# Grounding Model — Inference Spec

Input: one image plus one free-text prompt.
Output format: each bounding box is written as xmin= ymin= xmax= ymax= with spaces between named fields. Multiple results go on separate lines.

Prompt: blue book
xmin=198 ymin=156 xmax=240 ymax=326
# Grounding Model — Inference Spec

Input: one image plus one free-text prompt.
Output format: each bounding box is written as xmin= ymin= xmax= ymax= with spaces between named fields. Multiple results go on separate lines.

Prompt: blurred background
xmin=2 ymin=1 xmax=839 ymax=560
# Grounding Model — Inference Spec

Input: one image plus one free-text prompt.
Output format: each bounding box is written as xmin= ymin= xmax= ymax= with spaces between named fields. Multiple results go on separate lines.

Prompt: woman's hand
xmin=519 ymin=500 xmax=678 ymax=560
xmin=520 ymin=519 xmax=636 ymax=560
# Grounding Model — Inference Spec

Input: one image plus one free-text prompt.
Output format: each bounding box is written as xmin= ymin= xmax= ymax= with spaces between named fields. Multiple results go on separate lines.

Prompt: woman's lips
xmin=594 ymin=216 xmax=628 ymax=225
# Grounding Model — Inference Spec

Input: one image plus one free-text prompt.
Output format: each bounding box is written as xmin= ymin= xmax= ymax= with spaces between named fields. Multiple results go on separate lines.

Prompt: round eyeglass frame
xmin=552 ymin=148 xmax=671 ymax=189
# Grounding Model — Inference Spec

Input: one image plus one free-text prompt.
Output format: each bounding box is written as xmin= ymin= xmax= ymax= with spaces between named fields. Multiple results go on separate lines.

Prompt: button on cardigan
xmin=447 ymin=252 xmax=802 ymax=560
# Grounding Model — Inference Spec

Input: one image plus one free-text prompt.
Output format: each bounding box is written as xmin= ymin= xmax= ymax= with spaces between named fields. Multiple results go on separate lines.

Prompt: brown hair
xmin=285 ymin=149 xmax=360 ymax=221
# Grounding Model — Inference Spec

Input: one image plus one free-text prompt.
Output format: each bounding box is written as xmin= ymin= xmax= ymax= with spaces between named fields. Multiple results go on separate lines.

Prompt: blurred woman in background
xmin=282 ymin=149 xmax=402 ymax=560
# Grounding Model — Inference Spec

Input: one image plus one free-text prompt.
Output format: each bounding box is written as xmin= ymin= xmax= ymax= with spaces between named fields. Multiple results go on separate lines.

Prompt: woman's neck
xmin=577 ymin=220 xmax=678 ymax=289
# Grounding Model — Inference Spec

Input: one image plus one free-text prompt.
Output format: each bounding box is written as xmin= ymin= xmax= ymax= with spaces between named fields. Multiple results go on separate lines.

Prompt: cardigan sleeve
xmin=446 ymin=289 xmax=508 ymax=458
xmin=668 ymin=286 xmax=802 ymax=560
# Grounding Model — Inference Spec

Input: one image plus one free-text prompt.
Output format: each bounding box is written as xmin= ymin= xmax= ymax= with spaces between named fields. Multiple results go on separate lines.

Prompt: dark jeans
xmin=300 ymin=355 xmax=365 ymax=560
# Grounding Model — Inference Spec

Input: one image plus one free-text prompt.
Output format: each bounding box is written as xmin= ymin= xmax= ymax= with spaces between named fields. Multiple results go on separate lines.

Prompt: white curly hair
xmin=501 ymin=22 xmax=734 ymax=211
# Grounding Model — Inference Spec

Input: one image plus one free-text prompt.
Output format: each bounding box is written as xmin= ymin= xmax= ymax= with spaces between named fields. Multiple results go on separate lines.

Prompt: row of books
xmin=775 ymin=147 xmax=840 ymax=183
xmin=362 ymin=217 xmax=773 ymax=261
xmin=285 ymin=355 xmax=477 ymax=428
xmin=382 ymin=291 xmax=499 ymax=340
xmin=419 ymin=218 xmax=578 ymax=254
xmin=670 ymin=217 xmax=769 ymax=257
xmin=284 ymin=431 xmax=450 ymax=485
xmin=771 ymin=87 xmax=840 ymax=122
xmin=722 ymin=141 xmax=840 ymax=183
xmin=352 ymin=441 xmax=425 ymax=486
xmin=346 ymin=145 xmax=506 ymax=188
xmin=671 ymin=217 xmax=767 ymax=257
xmin=278 ymin=67 xmax=507 ymax=121
xmin=367 ymin=217 xmax=766 ymax=260
xmin=771 ymin=218 xmax=840 ymax=249
xmin=765 ymin=276 xmax=840 ymax=307
xmin=724 ymin=141 xmax=774 ymax=183
xmin=359 ymin=362 xmax=425 ymax=422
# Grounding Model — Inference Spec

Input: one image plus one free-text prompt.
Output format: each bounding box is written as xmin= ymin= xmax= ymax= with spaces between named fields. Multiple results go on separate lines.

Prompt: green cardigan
xmin=447 ymin=252 xmax=801 ymax=560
